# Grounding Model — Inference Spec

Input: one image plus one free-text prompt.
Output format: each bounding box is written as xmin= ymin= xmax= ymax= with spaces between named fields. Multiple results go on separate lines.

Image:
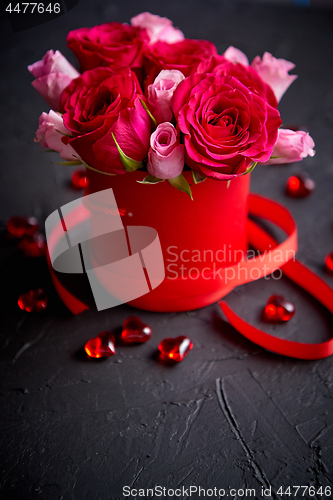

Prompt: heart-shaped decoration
xmin=7 ymin=216 xmax=38 ymax=238
xmin=158 ymin=336 xmax=193 ymax=362
xmin=286 ymin=172 xmax=315 ymax=198
xmin=85 ymin=331 xmax=116 ymax=358
xmin=18 ymin=232 xmax=46 ymax=257
xmin=263 ymin=295 xmax=295 ymax=323
xmin=325 ymin=251 xmax=333 ymax=275
xmin=71 ymin=168 xmax=88 ymax=190
xmin=18 ymin=288 xmax=48 ymax=312
xmin=121 ymin=316 xmax=152 ymax=343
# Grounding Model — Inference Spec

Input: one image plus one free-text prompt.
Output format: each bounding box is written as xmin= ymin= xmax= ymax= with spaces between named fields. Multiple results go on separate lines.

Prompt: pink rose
xmin=34 ymin=110 xmax=78 ymax=161
xmin=197 ymin=55 xmax=277 ymax=108
xmin=261 ymin=129 xmax=315 ymax=165
xmin=60 ymin=67 xmax=150 ymax=174
xmin=147 ymin=122 xmax=185 ymax=179
xmin=28 ymin=50 xmax=79 ymax=110
xmin=147 ymin=69 xmax=185 ymax=124
xmin=131 ymin=12 xmax=184 ymax=44
xmin=172 ymin=73 xmax=282 ymax=180
xmin=223 ymin=46 xmax=249 ymax=66
xmin=67 ymin=23 xmax=149 ymax=72
xmin=144 ymin=38 xmax=217 ymax=85
xmin=251 ymin=52 xmax=297 ymax=103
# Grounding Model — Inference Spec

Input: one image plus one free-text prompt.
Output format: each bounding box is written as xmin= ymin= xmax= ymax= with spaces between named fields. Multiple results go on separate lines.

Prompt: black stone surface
xmin=1 ymin=1 xmax=333 ymax=499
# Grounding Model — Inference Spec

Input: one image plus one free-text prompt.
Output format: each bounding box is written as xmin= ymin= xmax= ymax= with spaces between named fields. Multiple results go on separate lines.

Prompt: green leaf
xmin=112 ymin=133 xmax=143 ymax=172
xmin=53 ymin=160 xmax=82 ymax=166
xmin=73 ymin=155 xmax=116 ymax=176
xmin=137 ymin=175 xmax=165 ymax=184
xmin=55 ymin=129 xmax=72 ymax=138
xmin=226 ymin=179 xmax=231 ymax=189
xmin=242 ymin=161 xmax=257 ymax=176
xmin=40 ymin=149 xmax=57 ymax=153
xmin=192 ymin=170 xmax=207 ymax=184
xmin=168 ymin=174 xmax=193 ymax=200
xmin=269 ymin=155 xmax=284 ymax=159
xmin=140 ymin=99 xmax=157 ymax=128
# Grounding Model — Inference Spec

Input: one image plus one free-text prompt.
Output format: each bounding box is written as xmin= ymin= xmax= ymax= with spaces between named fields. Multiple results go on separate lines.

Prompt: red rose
xmin=67 ymin=23 xmax=149 ymax=72
xmin=172 ymin=73 xmax=282 ymax=180
xmin=144 ymin=38 xmax=217 ymax=84
xmin=197 ymin=55 xmax=278 ymax=108
xmin=60 ymin=67 xmax=151 ymax=174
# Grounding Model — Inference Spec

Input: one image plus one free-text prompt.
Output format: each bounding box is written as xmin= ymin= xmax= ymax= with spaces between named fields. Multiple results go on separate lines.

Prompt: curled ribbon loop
xmin=46 ymin=191 xmax=333 ymax=359
xmin=219 ymin=193 xmax=333 ymax=360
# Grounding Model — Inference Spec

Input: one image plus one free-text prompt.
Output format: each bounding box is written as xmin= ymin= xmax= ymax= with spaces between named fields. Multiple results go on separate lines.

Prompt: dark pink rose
xmin=67 ymin=23 xmax=149 ymax=72
xmin=144 ymin=38 xmax=217 ymax=85
xmin=60 ymin=67 xmax=151 ymax=174
xmin=28 ymin=50 xmax=79 ymax=110
xmin=172 ymin=73 xmax=282 ymax=180
xmin=197 ymin=55 xmax=277 ymax=108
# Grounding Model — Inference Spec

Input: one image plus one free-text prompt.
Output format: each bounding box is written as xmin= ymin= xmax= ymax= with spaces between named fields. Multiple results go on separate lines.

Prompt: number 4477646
xmin=276 ymin=486 xmax=331 ymax=497
xmin=6 ymin=3 xmax=61 ymax=14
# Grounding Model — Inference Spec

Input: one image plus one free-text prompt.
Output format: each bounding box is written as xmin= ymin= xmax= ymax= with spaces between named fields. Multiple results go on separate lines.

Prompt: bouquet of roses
xmin=29 ymin=12 xmax=315 ymax=198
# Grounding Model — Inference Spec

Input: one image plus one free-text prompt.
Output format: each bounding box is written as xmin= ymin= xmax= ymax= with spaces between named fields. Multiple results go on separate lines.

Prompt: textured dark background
xmin=1 ymin=1 xmax=333 ymax=499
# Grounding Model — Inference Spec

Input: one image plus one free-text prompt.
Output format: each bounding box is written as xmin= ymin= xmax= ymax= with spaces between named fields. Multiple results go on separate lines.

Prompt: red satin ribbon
xmin=47 ymin=193 xmax=333 ymax=359
xmin=219 ymin=194 xmax=333 ymax=360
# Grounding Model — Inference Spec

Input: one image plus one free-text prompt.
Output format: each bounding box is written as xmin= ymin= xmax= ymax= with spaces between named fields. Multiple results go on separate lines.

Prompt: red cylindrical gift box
xmin=85 ymin=169 xmax=250 ymax=312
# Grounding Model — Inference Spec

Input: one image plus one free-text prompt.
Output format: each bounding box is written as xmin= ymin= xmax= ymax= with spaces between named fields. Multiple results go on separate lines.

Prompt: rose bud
xmin=28 ymin=50 xmax=79 ymax=110
xmin=131 ymin=12 xmax=184 ymax=44
xmin=35 ymin=110 xmax=78 ymax=161
xmin=147 ymin=69 xmax=185 ymax=124
xmin=223 ymin=46 xmax=249 ymax=66
xmin=147 ymin=122 xmax=185 ymax=179
xmin=251 ymin=52 xmax=297 ymax=103
xmin=261 ymin=129 xmax=315 ymax=165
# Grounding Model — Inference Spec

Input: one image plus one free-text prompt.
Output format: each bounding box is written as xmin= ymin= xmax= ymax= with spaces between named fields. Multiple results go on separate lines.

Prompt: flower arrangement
xmin=29 ymin=12 xmax=315 ymax=198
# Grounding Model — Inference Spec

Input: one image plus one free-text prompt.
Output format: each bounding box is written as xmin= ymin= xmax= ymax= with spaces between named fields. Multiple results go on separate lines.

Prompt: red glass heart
xmin=263 ymin=295 xmax=295 ymax=322
xmin=121 ymin=316 xmax=152 ymax=343
xmin=325 ymin=251 xmax=333 ymax=275
xmin=158 ymin=336 xmax=193 ymax=362
xmin=71 ymin=168 xmax=88 ymax=190
xmin=18 ymin=232 xmax=46 ymax=257
xmin=7 ymin=216 xmax=38 ymax=238
xmin=286 ymin=173 xmax=315 ymax=198
xmin=85 ymin=331 xmax=116 ymax=358
xmin=18 ymin=288 xmax=48 ymax=312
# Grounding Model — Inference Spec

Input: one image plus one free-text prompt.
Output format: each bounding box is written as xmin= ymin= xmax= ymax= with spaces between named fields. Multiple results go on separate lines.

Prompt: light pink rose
xmin=28 ymin=50 xmax=79 ymax=110
xmin=251 ymin=52 xmax=297 ymax=102
xmin=131 ymin=12 xmax=184 ymax=44
xmin=147 ymin=69 xmax=185 ymax=124
xmin=261 ymin=129 xmax=315 ymax=165
xmin=147 ymin=122 xmax=185 ymax=179
xmin=35 ymin=110 xmax=78 ymax=161
xmin=223 ymin=46 xmax=249 ymax=66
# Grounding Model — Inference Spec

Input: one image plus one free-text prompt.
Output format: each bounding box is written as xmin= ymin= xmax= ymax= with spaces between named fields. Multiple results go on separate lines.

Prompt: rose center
xmin=90 ymin=98 xmax=109 ymax=117
xmin=209 ymin=113 xmax=233 ymax=127
xmin=157 ymin=132 xmax=171 ymax=147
